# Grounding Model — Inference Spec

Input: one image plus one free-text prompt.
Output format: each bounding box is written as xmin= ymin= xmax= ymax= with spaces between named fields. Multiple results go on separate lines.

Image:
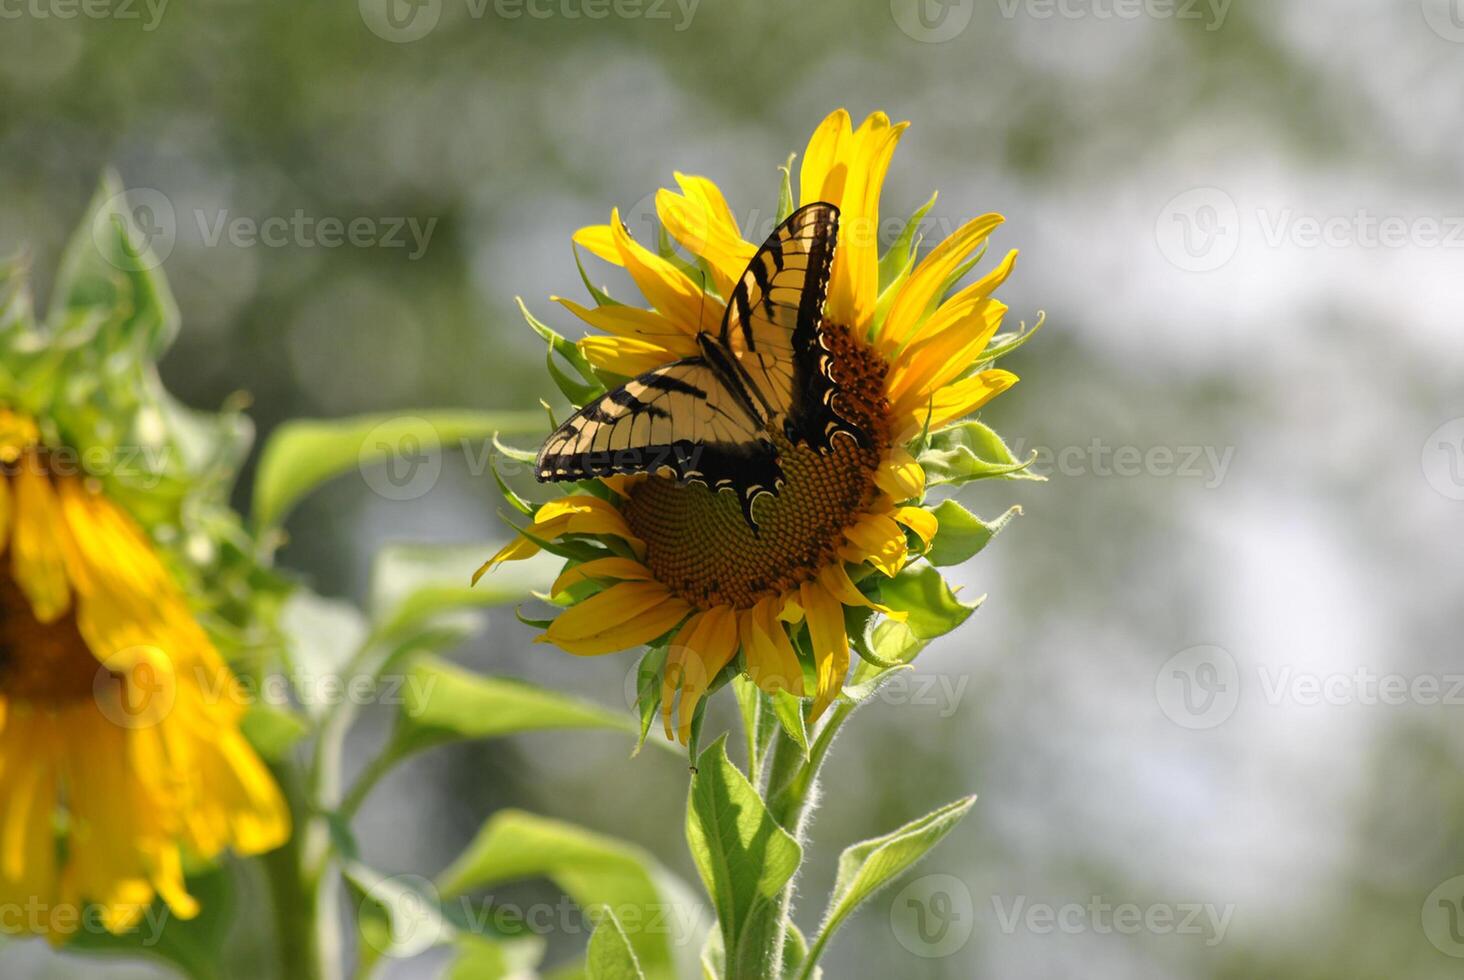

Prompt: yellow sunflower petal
xmin=662 ymin=606 xmax=739 ymax=743
xmin=579 ymin=334 xmax=684 ymax=378
xmin=875 ymin=446 xmax=925 ymax=502
xmin=887 ymin=299 xmax=1008 ymax=410
xmin=572 ymin=224 xmax=621 ymax=266
xmin=0 ymin=471 xmax=11 ymax=553
xmin=826 ymin=113 xmax=907 ymax=330
xmin=551 ymin=556 xmax=654 ymax=597
xmin=799 ymin=580 xmax=850 ymax=722
xmin=608 ymin=208 xmax=716 ymax=336
xmin=816 ymin=562 xmax=906 ymax=623
xmin=894 ymin=506 xmax=938 ymax=546
xmin=739 ymin=596 xmax=805 ymax=696
xmin=898 ymin=369 xmax=1020 ymax=441
xmin=878 ymin=213 xmax=1004 ymax=350
xmin=800 ymin=108 xmax=852 ymax=207
xmin=555 ymin=296 xmax=699 ymax=350
xmin=840 ymin=512 xmax=909 ymax=578
xmin=655 ymin=182 xmax=755 ymax=295
xmin=10 ymin=462 xmax=72 ymax=623
xmin=902 ymin=249 xmax=1018 ymax=350
xmin=540 ymin=580 xmax=683 ymax=652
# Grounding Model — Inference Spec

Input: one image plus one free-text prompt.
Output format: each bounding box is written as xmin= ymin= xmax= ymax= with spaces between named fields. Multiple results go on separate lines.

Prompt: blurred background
xmin=4 ymin=0 xmax=1464 ymax=976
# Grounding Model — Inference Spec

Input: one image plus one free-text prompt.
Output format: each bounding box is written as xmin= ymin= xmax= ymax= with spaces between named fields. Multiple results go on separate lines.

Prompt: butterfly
xmin=535 ymin=201 xmax=867 ymax=527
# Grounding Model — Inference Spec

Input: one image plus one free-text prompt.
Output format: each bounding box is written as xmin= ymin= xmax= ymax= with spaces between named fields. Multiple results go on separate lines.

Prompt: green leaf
xmin=370 ymin=542 xmax=555 ymax=643
xmin=587 ymin=911 xmax=648 ymax=980
xmin=66 ymin=864 xmax=237 ymax=980
xmin=47 ymin=171 xmax=178 ymax=363
xmin=252 ymin=409 xmax=543 ymax=530
xmin=926 ymin=502 xmax=1021 ymax=567
xmin=278 ymin=589 xmax=369 ymax=718
xmin=809 ymin=796 xmax=977 ymax=967
xmin=574 ymin=243 xmax=623 ymax=307
xmin=438 ymin=809 xmax=696 ymax=980
xmin=843 ymin=664 xmax=914 ymax=703
xmin=448 ymin=934 xmax=549 ymax=980
xmin=345 ymin=863 xmax=456 ymax=970
xmin=686 ymin=735 xmax=803 ymax=977
xmin=770 ymin=690 xmax=809 ymax=761
xmin=387 ymin=655 xmax=638 ymax=760
xmin=917 ymin=420 xmax=1041 ymax=488
xmin=776 ymin=154 xmax=796 ymax=224
xmin=977 ymin=311 xmax=1046 ymax=364
xmin=239 ymin=703 xmax=309 ymax=761
xmin=633 ymin=645 xmax=669 ymax=755
xmin=519 ymin=296 xmax=603 ymax=392
xmin=878 ymin=565 xmax=982 ymax=641
xmin=878 ymin=191 xmax=937 ymax=291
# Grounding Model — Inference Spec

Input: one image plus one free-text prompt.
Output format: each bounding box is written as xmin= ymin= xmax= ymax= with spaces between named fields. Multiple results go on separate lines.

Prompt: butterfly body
xmin=536 ymin=202 xmax=865 ymax=527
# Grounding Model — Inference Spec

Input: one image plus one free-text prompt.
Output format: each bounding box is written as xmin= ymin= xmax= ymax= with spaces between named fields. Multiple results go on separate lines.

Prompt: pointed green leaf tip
xmin=917 ymin=420 xmax=1043 ymax=487
xmin=804 ymin=795 xmax=977 ymax=974
xmin=686 ymin=735 xmax=802 ymax=978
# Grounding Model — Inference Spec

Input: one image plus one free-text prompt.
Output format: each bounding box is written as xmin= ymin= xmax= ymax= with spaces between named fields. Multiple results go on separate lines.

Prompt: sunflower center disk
xmin=622 ymin=322 xmax=892 ymax=610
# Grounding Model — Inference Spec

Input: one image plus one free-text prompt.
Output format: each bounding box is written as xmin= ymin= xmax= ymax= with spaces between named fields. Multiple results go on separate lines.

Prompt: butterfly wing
xmin=719 ymin=201 xmax=862 ymax=449
xmin=535 ymin=359 xmax=781 ymax=522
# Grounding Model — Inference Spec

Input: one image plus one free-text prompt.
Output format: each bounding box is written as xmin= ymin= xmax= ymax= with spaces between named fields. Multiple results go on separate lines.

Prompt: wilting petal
xmin=799 ymin=580 xmax=850 ymax=722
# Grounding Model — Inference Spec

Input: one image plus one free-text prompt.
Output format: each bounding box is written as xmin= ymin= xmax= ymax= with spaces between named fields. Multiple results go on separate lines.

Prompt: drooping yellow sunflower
xmin=482 ymin=109 xmax=1025 ymax=742
xmin=0 ymin=408 xmax=289 ymax=940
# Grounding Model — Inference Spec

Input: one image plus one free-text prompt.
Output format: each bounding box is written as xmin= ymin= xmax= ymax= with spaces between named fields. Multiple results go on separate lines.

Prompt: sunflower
xmin=0 ymin=408 xmax=289 ymax=940
xmin=481 ymin=109 xmax=1029 ymax=743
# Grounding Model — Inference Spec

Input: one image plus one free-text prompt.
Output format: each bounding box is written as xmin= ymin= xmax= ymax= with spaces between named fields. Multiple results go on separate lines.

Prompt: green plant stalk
xmin=751 ymin=700 xmax=858 ymax=979
xmin=263 ymin=763 xmax=341 ymax=980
